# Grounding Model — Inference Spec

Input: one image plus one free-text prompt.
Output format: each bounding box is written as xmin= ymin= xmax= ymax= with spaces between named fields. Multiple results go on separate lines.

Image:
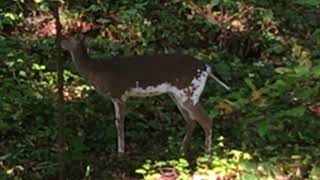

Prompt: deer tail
xmin=208 ymin=68 xmax=231 ymax=91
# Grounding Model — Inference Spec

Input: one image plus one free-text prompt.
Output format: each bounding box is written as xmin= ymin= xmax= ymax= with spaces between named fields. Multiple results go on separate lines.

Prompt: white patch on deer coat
xmin=121 ymin=82 xmax=189 ymax=103
xmin=121 ymin=66 xmax=211 ymax=106
xmin=189 ymin=65 xmax=211 ymax=105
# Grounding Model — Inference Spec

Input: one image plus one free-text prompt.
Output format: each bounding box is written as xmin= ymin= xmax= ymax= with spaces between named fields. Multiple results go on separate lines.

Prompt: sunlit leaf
xmin=309 ymin=166 xmax=320 ymax=180
xmin=240 ymin=172 xmax=258 ymax=180
xmin=275 ymin=67 xmax=292 ymax=74
xmin=135 ymin=169 xmax=147 ymax=174
xmin=4 ymin=12 xmax=18 ymax=20
xmin=19 ymin=70 xmax=26 ymax=77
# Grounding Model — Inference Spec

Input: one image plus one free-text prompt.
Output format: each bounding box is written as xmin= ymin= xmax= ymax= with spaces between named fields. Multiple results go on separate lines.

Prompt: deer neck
xmin=69 ymin=46 xmax=92 ymax=78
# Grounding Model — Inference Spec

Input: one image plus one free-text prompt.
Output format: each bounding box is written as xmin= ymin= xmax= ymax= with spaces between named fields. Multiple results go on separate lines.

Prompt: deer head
xmin=60 ymin=34 xmax=85 ymax=52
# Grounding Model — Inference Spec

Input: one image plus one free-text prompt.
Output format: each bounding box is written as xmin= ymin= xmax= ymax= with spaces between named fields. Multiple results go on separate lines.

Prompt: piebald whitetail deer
xmin=60 ymin=34 xmax=230 ymax=154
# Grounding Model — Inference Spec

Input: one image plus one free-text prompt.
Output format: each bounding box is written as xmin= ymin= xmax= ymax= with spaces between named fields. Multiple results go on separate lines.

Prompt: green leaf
xmin=32 ymin=63 xmax=46 ymax=71
xmin=275 ymin=67 xmax=292 ymax=74
xmin=312 ymin=29 xmax=320 ymax=39
xmin=178 ymin=158 xmax=189 ymax=167
xmin=294 ymin=0 xmax=320 ymax=6
xmin=311 ymin=64 xmax=320 ymax=77
xmin=210 ymin=0 xmax=221 ymax=7
xmin=268 ymin=43 xmax=285 ymax=54
xmin=239 ymin=162 xmax=257 ymax=171
xmin=19 ymin=70 xmax=26 ymax=77
xmin=294 ymin=66 xmax=309 ymax=76
xmin=244 ymin=78 xmax=256 ymax=91
xmin=216 ymin=62 xmax=231 ymax=79
xmin=285 ymin=106 xmax=306 ymax=117
xmin=309 ymin=166 xmax=320 ymax=180
xmin=209 ymin=109 xmax=220 ymax=119
xmin=257 ymin=120 xmax=270 ymax=137
xmin=135 ymin=169 xmax=147 ymax=175
xmin=39 ymin=2 xmax=49 ymax=12
xmin=240 ymin=172 xmax=259 ymax=180
xmin=4 ymin=12 xmax=18 ymax=21
xmin=271 ymin=79 xmax=286 ymax=89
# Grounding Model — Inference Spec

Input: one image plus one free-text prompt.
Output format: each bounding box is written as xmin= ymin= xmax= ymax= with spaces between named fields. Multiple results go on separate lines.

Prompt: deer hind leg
xmin=179 ymin=99 xmax=212 ymax=152
xmin=169 ymin=94 xmax=197 ymax=151
xmin=112 ymin=99 xmax=126 ymax=154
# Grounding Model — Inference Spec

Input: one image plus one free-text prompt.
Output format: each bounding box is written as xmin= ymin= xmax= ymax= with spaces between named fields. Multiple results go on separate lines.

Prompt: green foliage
xmin=1 ymin=0 xmax=320 ymax=179
xmin=136 ymin=158 xmax=190 ymax=180
xmin=294 ymin=0 xmax=320 ymax=6
xmin=0 ymin=0 xmax=24 ymax=30
xmin=136 ymin=138 xmax=319 ymax=179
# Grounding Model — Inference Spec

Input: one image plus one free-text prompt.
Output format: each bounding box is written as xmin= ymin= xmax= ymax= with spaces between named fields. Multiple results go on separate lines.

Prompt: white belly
xmin=122 ymin=83 xmax=174 ymax=99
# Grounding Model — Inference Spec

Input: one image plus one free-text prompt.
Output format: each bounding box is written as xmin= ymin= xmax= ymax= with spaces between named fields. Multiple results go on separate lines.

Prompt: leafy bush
xmin=1 ymin=0 xmax=320 ymax=179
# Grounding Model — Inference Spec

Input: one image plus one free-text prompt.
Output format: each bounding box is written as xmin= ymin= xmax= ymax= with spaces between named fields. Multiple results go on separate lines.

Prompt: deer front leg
xmin=112 ymin=99 xmax=126 ymax=154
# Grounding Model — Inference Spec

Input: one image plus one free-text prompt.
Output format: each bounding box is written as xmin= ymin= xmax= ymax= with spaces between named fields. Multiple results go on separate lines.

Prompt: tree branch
xmin=48 ymin=2 xmax=65 ymax=180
